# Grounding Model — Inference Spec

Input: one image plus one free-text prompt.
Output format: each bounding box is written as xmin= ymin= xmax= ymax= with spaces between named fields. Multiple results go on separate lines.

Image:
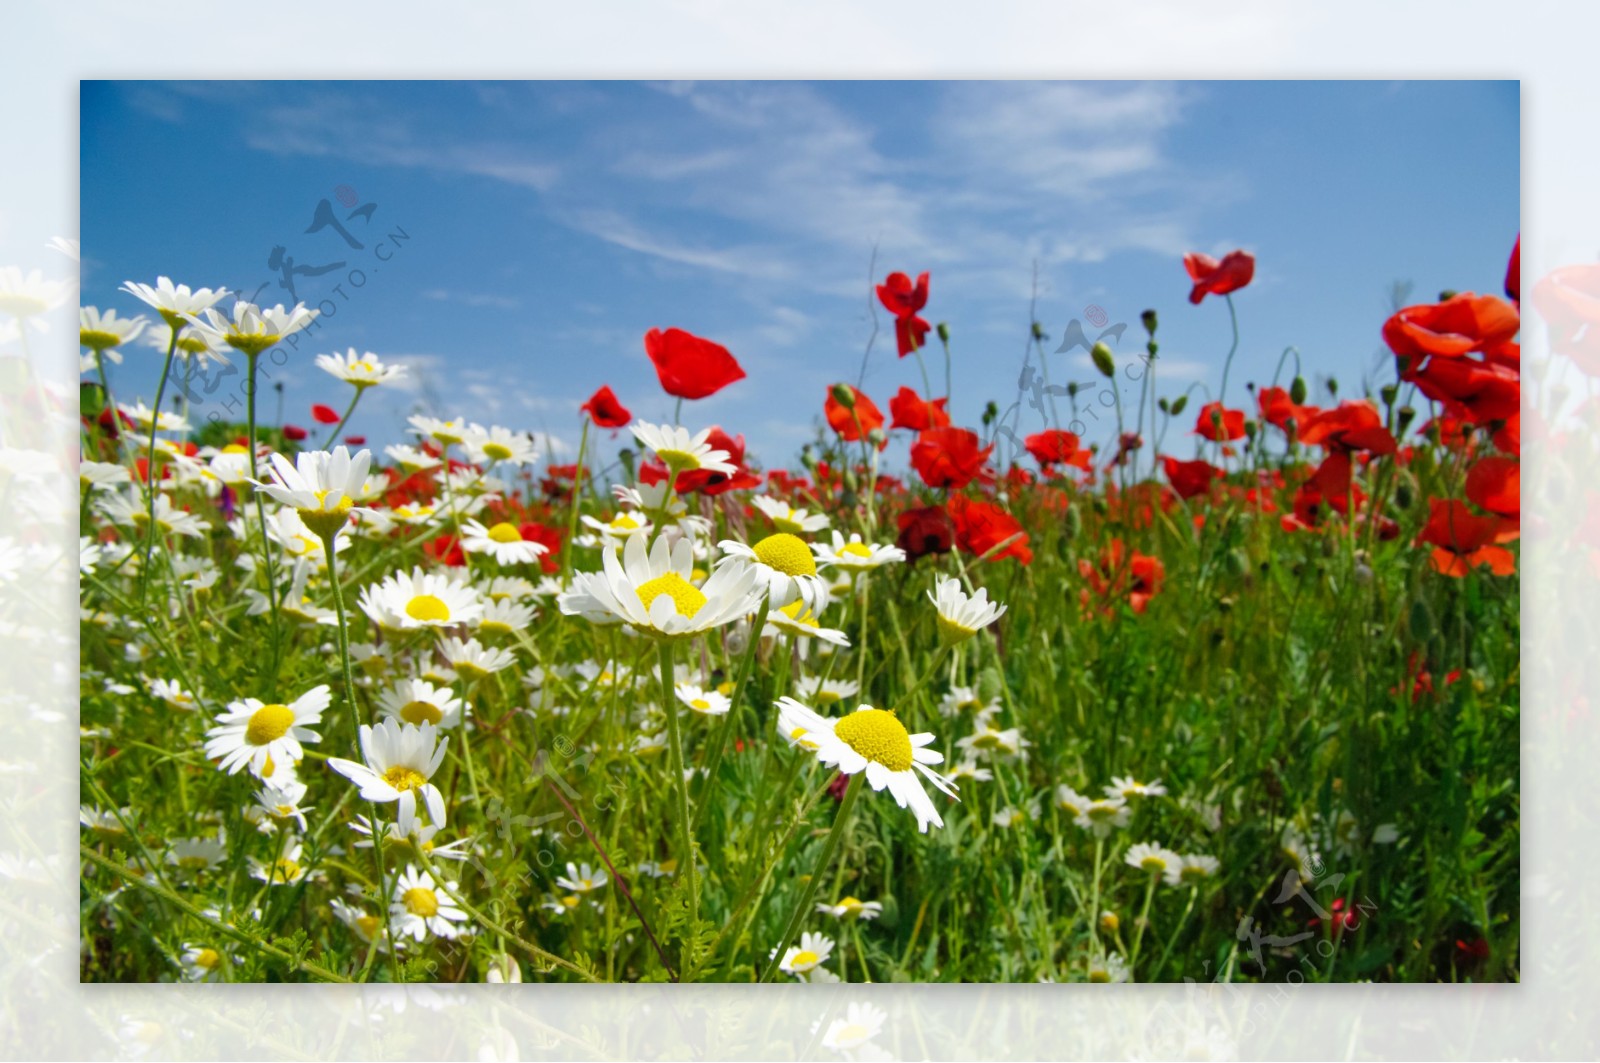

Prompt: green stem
xmin=562 ymin=416 xmax=590 ymax=587
xmin=657 ymin=639 xmax=700 ymax=949
xmin=1129 ymin=872 xmax=1159 ymax=977
xmin=693 ymin=594 xmax=771 ymax=835
xmin=137 ymin=328 xmax=180 ymax=605
xmin=761 ymin=772 xmax=863 ymax=982
xmin=321 ymin=387 xmax=365 ymax=451
xmin=1217 ymin=293 xmax=1241 ymax=407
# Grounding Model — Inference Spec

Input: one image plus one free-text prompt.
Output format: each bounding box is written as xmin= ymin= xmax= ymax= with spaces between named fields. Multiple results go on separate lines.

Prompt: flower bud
xmin=1379 ymin=384 xmax=1398 ymax=407
xmin=1141 ymin=309 xmax=1158 ymax=336
xmin=1326 ymin=376 xmax=1339 ymax=398
xmin=1100 ymin=911 xmax=1121 ymax=933
xmin=1439 ymin=289 xmax=1458 ymax=302
xmin=1063 ymin=504 xmax=1082 ymax=542
xmin=1397 ymin=406 xmax=1417 ymax=435
xmin=982 ymin=400 xmax=998 ymax=427
xmin=1408 ymin=598 xmax=1436 ymax=642
xmin=937 ymin=322 xmax=950 ymax=343
xmin=867 ymin=427 xmax=887 ymax=449
xmin=1158 ymin=397 xmax=1170 ymax=415
xmin=1031 ymin=321 xmax=1046 ymax=342
xmin=1091 ymin=342 xmax=1115 ymax=379
xmin=1170 ymin=395 xmax=1188 ymax=417
xmin=830 ymin=383 xmax=856 ymax=409
xmin=1290 ymin=376 xmax=1308 ymax=405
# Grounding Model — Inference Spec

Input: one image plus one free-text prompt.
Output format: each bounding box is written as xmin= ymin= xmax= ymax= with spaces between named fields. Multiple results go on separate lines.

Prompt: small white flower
xmin=390 ymin=864 xmax=469 ymax=941
xmin=675 ymin=682 xmax=731 ymax=717
xmin=460 ymin=518 xmax=551 ymax=566
xmin=1125 ymin=841 xmax=1183 ymax=877
xmin=204 ymin=686 xmax=329 ymax=778
xmin=120 ymin=276 xmax=228 ymax=328
xmin=327 ymin=719 xmax=450 ymax=832
xmin=928 ymin=576 xmax=1006 ymax=645
xmin=630 ymin=421 xmax=737 ymax=476
xmin=316 ymin=348 xmax=407 ymax=389
xmin=1165 ymin=853 xmax=1221 ymax=888
xmin=555 ymin=861 xmax=609 ymax=894
xmin=187 ymin=299 xmax=317 ymax=356
xmin=775 ymin=931 xmax=834 ymax=977
xmin=750 ymin=494 xmax=831 ymax=534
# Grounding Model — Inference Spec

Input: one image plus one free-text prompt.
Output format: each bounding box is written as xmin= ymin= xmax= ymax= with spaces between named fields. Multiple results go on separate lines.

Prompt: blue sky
xmin=80 ymin=80 xmax=1519 ymax=468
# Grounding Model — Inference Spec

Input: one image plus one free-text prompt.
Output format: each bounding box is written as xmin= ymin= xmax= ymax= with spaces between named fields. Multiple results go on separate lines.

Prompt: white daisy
xmin=947 ymin=759 xmax=994 ymax=785
xmin=79 ymin=306 xmax=147 ymax=355
xmin=376 ymin=678 xmax=465 ymax=730
xmin=794 ymin=675 xmax=858 ymax=707
xmin=483 ymin=575 xmax=537 ymax=602
xmin=166 ymin=832 xmax=227 ymax=872
xmin=116 ymin=401 xmax=189 ymax=434
xmin=763 ymin=599 xmax=850 ymax=647
xmin=145 ymin=676 xmax=198 ymax=712
xmin=580 ymin=510 xmax=654 ymax=547
xmin=815 ymin=896 xmax=883 ymax=922
xmin=385 ymin=443 xmax=443 ymax=472
xmin=389 ymin=865 xmax=470 ymax=942
xmin=437 ymin=636 xmax=515 ymax=678
xmin=476 ymin=597 xmax=537 ymax=636
xmin=485 ymin=954 xmax=522 ymax=983
xmin=249 ymin=838 xmax=310 ymax=885
xmin=938 ymin=685 xmax=989 ymax=718
xmin=460 ymin=518 xmax=550 ymax=566
xmin=316 ymin=348 xmax=407 ymax=389
xmin=359 ymin=567 xmax=484 ymax=630
xmin=143 ymin=322 xmax=229 ymax=367
xmin=813 ymin=530 xmax=906 ymax=573
xmin=408 ymin=414 xmax=473 ymax=447
xmin=80 ymin=460 xmax=132 ymax=490
xmin=558 ymin=532 xmax=762 ymax=640
xmin=776 ymin=931 xmax=835 ymax=977
xmin=463 ymin=424 xmax=539 ymax=466
xmin=751 ymin=494 xmax=831 ymax=535
xmin=776 ymin=698 xmax=957 ymax=833
xmin=327 ymin=719 xmax=450 ymax=832
xmin=956 ymin=720 xmax=1029 ymax=761
xmin=187 ymin=299 xmax=318 ymax=357
xmin=178 ymin=944 xmax=226 ymax=982
xmin=1106 ymin=775 xmax=1167 ymax=801
xmin=1125 ymin=841 xmax=1183 ymax=877
xmin=1165 ymin=853 xmax=1221 ymax=888
xmin=330 ymin=899 xmax=399 ymax=953
xmin=203 ymin=685 xmax=329 ymax=777
xmin=249 ymin=778 xmax=311 ymax=832
xmin=555 ymin=862 xmax=608 ymax=894
xmin=928 ymin=577 xmax=1006 ymax=645
xmin=1076 ymin=796 xmax=1132 ymax=838
xmin=719 ymin=532 xmax=830 ymax=613
xmin=119 ymin=276 xmax=228 ymax=328
xmin=819 ymin=1002 xmax=888 ymax=1054
xmin=675 ymin=682 xmax=730 ymax=717
xmin=1088 ymin=953 xmax=1130 ymax=983
xmin=250 ymin=446 xmax=373 ymax=540
xmin=630 ymin=421 xmax=737 ymax=477
xmin=1055 ymin=784 xmax=1091 ymax=818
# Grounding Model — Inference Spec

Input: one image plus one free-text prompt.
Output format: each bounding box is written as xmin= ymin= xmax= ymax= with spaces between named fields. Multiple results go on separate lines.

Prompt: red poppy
xmin=644 ymin=327 xmax=746 ymax=400
xmin=1415 ymin=499 xmax=1517 ymax=577
xmin=282 ymin=424 xmax=308 ymax=441
xmin=424 ymin=534 xmax=465 ymax=567
xmin=670 ymin=428 xmax=762 ymax=495
xmin=345 ymin=435 xmax=366 ymax=445
xmin=1382 ymin=293 xmax=1520 ymax=360
xmin=1024 ymin=429 xmax=1089 ymax=470
xmin=1308 ymin=898 xmax=1363 ymax=938
xmin=1162 ymin=456 xmax=1223 ymax=501
xmin=1395 ymin=651 xmax=1463 ymax=702
xmin=1465 ymin=456 xmax=1519 ymax=520
xmin=1193 ymin=401 xmax=1246 ymax=442
xmin=895 ymin=504 xmax=954 ymax=562
xmin=876 ymin=271 xmax=931 ymax=356
xmin=311 ymin=403 xmax=341 ymax=425
xmin=1405 ymin=356 xmax=1520 ymax=425
xmin=888 ymin=386 xmax=951 ymax=431
xmin=910 ymin=427 xmax=994 ymax=490
xmin=580 ymin=385 xmax=632 ymax=428
xmin=1298 ymin=401 xmax=1397 ymax=455
xmin=949 ymin=493 xmax=1032 ymax=565
xmin=1183 ymin=250 xmax=1255 ymax=304
xmin=1257 ymin=386 xmax=1316 ymax=432
xmin=824 ymin=385 xmax=886 ymax=445
xmin=1457 ymin=937 xmax=1491 ymax=961
xmin=519 ymin=521 xmax=564 ymax=574
xmin=1532 ymin=264 xmax=1600 ymax=375
xmin=1078 ymin=539 xmax=1164 ymax=615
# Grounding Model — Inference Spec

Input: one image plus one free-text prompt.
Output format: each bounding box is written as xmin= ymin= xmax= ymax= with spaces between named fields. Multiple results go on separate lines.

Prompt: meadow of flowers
xmin=77 ymin=240 xmax=1521 ymax=985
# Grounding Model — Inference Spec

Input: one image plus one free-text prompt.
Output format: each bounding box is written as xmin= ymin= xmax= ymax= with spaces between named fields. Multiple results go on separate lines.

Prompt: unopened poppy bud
xmin=1379 ymin=384 xmax=1398 ymax=407
xmin=1091 ymin=342 xmax=1115 ymax=379
xmin=937 ymin=322 xmax=950 ymax=343
xmin=1394 ymin=473 xmax=1416 ymax=510
xmin=1158 ymin=397 xmax=1171 ymax=414
xmin=1290 ymin=376 xmax=1308 ymax=405
xmin=1439 ymin=289 xmax=1458 ymax=302
xmin=867 ymin=427 xmax=887 ymax=449
xmin=978 ymin=666 xmax=1004 ymax=704
xmin=843 ymin=468 xmax=859 ymax=492
xmin=1067 ymin=382 xmax=1080 ymax=399
xmin=1397 ymin=406 xmax=1417 ymax=435
xmin=1326 ymin=377 xmax=1339 ymax=398
xmin=982 ymin=400 xmax=998 ymax=427
xmin=1408 ymin=598 xmax=1436 ymax=642
xmin=1170 ymin=395 xmax=1188 ymax=417
xmin=1244 ymin=420 xmax=1259 ymax=441
xmin=1063 ymin=504 xmax=1082 ymax=542
xmin=618 ymin=448 xmax=636 ymax=482
xmin=1141 ymin=309 xmax=1158 ymax=336
xmin=1031 ymin=321 xmax=1046 ymax=341
xmin=830 ymin=383 xmax=856 ymax=410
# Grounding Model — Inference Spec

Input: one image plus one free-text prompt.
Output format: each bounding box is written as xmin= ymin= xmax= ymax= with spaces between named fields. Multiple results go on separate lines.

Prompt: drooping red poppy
xmin=311 ymin=403 xmax=341 ymax=425
xmin=895 ymin=504 xmax=954 ymax=562
xmin=949 ymin=493 xmax=1032 ymax=565
xmin=1298 ymin=401 xmax=1397 ymax=455
xmin=910 ymin=427 xmax=994 ymax=490
xmin=580 ymin=385 xmax=632 ymax=428
xmin=888 ymin=386 xmax=951 ymax=431
xmin=876 ymin=271 xmax=932 ymax=356
xmin=1024 ymin=429 xmax=1089 ymax=470
xmin=1162 ymin=456 xmax=1223 ymax=501
xmin=1382 ymin=293 xmax=1520 ymax=360
xmin=644 ymin=327 xmax=746 ymax=400
xmin=282 ymin=424 xmax=308 ymax=441
xmin=1415 ymin=498 xmax=1517 ymax=577
xmin=1183 ymin=250 xmax=1255 ymax=304
xmin=1193 ymin=401 xmax=1246 ymax=442
xmin=824 ymin=385 xmax=886 ymax=445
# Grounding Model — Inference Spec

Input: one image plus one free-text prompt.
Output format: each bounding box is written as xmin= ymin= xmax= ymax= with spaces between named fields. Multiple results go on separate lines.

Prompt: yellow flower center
xmin=691 ymin=698 xmax=712 ymax=712
xmin=838 ymin=541 xmax=874 ymax=560
xmin=405 ymin=594 xmax=451 ymax=623
xmin=815 ymin=690 xmax=843 ymax=705
xmin=773 ymin=511 xmax=806 ymax=534
xmin=752 ymin=533 xmax=817 ymax=577
xmin=790 ymin=949 xmax=820 ymax=968
xmin=482 ymin=442 xmax=513 ymax=461
xmin=269 ymin=857 xmax=302 ymax=881
xmin=610 ymin=514 xmax=640 ymax=531
xmin=355 ymin=914 xmax=381 ymax=940
xmin=972 ymin=731 xmax=1001 ymax=749
xmin=245 ymin=703 xmax=295 ymax=746
xmin=486 ymin=522 xmax=523 ymax=543
xmin=1180 ymin=865 xmax=1209 ymax=883
xmin=403 ymin=886 xmax=439 ymax=918
xmin=193 ymin=948 xmax=220 ymax=970
xmin=654 ymin=448 xmax=701 ymax=473
xmin=561 ymin=895 xmax=580 ymax=908
xmin=1089 ymin=967 xmax=1114 ymax=983
xmin=776 ymin=600 xmax=820 ymax=629
xmin=226 ymin=332 xmax=281 ymax=356
xmin=80 ymin=328 xmax=121 ymax=351
xmin=1087 ymin=804 xmax=1119 ymax=821
xmin=636 ymin=572 xmax=707 ymax=619
xmin=1100 ymin=912 xmax=1121 ymax=932
xmin=937 ymin=615 xmax=978 ymax=645
xmin=1139 ymin=855 xmax=1167 ymax=873
xmin=832 ymin=708 xmax=913 ymax=772
xmin=383 ymin=765 xmax=428 ymax=793
xmin=837 ymin=1024 xmax=869 ymax=1042
xmin=399 ymin=700 xmax=443 ymax=726
xmin=177 ymin=336 xmax=211 ymax=356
